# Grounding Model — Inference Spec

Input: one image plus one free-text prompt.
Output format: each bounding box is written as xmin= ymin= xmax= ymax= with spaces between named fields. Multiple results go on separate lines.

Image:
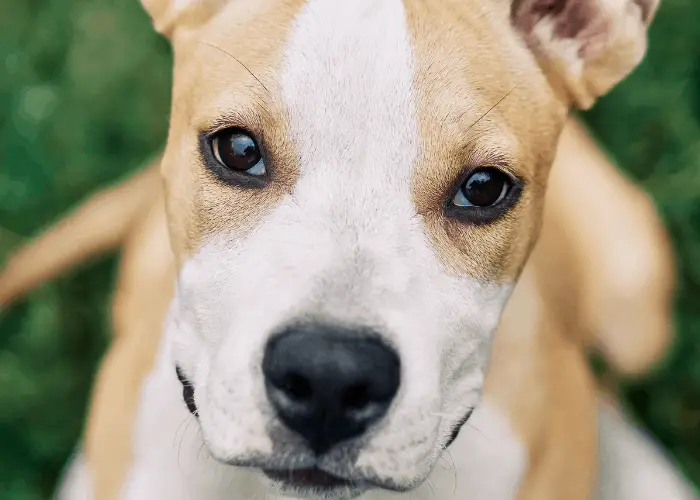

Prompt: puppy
xmin=1 ymin=0 xmax=696 ymax=499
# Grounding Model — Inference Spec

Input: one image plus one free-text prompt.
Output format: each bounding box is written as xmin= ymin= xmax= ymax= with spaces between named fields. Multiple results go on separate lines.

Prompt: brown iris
xmin=211 ymin=129 xmax=265 ymax=175
xmin=454 ymin=168 xmax=510 ymax=207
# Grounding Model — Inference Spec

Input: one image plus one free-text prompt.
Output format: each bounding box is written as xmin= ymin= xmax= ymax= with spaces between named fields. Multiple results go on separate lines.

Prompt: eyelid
xmin=198 ymin=110 xmax=267 ymax=143
xmin=456 ymin=139 xmax=528 ymax=185
xmin=466 ymin=160 xmax=517 ymax=179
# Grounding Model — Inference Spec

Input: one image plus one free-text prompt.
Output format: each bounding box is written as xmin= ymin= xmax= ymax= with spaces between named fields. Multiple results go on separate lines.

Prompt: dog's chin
xmin=261 ymin=468 xmax=368 ymax=499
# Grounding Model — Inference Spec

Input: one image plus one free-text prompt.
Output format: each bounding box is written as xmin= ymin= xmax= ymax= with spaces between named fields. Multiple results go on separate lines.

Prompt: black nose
xmin=262 ymin=323 xmax=401 ymax=454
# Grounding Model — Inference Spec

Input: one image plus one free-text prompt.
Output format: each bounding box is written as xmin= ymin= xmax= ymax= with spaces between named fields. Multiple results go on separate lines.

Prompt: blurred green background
xmin=0 ymin=0 xmax=699 ymax=498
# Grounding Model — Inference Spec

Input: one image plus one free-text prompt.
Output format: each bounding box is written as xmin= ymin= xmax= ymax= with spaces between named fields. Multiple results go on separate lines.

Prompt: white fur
xmin=55 ymin=452 xmax=93 ymax=500
xmin=597 ymin=398 xmax=699 ymax=500
xmin=166 ymin=0 xmax=514 ymax=494
xmin=90 ymin=324 xmax=528 ymax=500
xmin=120 ymin=321 xmax=260 ymax=500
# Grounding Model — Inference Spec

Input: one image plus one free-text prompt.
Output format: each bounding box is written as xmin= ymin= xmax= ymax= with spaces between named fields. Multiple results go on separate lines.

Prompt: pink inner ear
xmin=513 ymin=0 xmax=600 ymax=39
xmin=513 ymin=0 xmax=655 ymax=39
xmin=512 ymin=0 xmax=619 ymax=59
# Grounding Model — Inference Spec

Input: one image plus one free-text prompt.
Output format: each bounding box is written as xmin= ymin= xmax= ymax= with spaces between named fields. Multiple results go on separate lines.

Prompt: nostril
xmin=342 ymin=383 xmax=371 ymax=411
xmin=280 ymin=373 xmax=313 ymax=401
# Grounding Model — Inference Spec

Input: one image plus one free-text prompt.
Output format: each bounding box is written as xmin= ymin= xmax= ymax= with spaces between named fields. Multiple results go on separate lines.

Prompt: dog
xmin=1 ymin=0 xmax=698 ymax=499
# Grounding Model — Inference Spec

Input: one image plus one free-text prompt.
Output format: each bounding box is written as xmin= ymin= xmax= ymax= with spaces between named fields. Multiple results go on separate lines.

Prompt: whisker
xmin=195 ymin=425 xmax=212 ymax=469
xmin=173 ymin=415 xmax=190 ymax=451
xmin=177 ymin=435 xmax=185 ymax=472
xmin=176 ymin=416 xmax=196 ymax=472
xmin=198 ymin=42 xmax=270 ymax=93
xmin=465 ymin=84 xmax=520 ymax=133
xmin=438 ymin=451 xmax=454 ymax=471
xmin=443 ymin=445 xmax=459 ymax=495
xmin=465 ymin=421 xmax=492 ymax=443
xmin=427 ymin=477 xmax=437 ymax=497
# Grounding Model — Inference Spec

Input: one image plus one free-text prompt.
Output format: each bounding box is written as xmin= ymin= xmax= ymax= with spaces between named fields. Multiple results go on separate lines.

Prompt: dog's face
xmin=144 ymin=0 xmax=656 ymax=497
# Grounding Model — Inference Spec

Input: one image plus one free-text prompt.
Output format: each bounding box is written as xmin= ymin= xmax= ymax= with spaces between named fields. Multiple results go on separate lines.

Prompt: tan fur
xmin=85 ymin=188 xmax=174 ymax=500
xmin=485 ymin=119 xmax=674 ymax=500
xmin=407 ymin=0 xmax=567 ymax=282
xmin=486 ymin=263 xmax=598 ymax=500
xmin=536 ymin=119 xmax=674 ymax=374
xmin=160 ymin=0 xmax=305 ymax=262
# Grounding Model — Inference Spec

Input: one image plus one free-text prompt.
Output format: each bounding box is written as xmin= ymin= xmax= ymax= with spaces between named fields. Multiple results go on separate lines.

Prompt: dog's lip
xmin=263 ymin=467 xmax=356 ymax=490
xmin=445 ymin=407 xmax=475 ymax=448
xmin=175 ymin=365 xmax=198 ymax=417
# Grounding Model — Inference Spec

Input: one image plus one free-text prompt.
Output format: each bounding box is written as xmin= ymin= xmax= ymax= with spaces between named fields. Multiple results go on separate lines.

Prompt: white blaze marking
xmin=280 ymin=0 xmax=419 ymax=196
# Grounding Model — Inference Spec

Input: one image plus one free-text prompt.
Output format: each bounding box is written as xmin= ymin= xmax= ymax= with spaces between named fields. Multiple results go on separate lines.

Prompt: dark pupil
xmin=462 ymin=170 xmax=506 ymax=207
xmin=221 ymin=133 xmax=261 ymax=171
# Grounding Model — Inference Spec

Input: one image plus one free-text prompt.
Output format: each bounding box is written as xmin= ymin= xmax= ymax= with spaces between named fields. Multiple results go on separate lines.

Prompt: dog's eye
xmin=211 ymin=129 xmax=265 ymax=176
xmin=452 ymin=168 xmax=511 ymax=207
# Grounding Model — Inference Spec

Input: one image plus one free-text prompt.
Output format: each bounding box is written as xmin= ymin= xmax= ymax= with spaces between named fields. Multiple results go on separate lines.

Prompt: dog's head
xmin=142 ymin=0 xmax=657 ymax=496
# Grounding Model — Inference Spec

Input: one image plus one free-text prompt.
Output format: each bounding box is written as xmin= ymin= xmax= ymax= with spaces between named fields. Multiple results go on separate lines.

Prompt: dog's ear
xmin=140 ymin=0 xmax=223 ymax=37
xmin=512 ymin=0 xmax=658 ymax=109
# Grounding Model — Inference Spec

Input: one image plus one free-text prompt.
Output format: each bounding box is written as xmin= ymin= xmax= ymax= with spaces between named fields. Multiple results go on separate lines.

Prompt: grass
xmin=0 ymin=0 xmax=699 ymax=498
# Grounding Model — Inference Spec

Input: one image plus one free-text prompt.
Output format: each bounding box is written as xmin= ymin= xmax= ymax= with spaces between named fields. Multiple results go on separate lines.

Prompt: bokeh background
xmin=0 ymin=0 xmax=699 ymax=498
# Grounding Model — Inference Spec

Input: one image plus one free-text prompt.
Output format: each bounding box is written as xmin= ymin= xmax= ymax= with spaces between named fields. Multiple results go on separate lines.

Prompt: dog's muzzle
xmin=173 ymin=320 xmax=474 ymax=494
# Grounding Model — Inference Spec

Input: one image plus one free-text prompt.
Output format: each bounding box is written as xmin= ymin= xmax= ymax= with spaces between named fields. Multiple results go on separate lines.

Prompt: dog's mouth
xmin=263 ymin=467 xmax=354 ymax=490
xmin=175 ymin=365 xmax=474 ymax=495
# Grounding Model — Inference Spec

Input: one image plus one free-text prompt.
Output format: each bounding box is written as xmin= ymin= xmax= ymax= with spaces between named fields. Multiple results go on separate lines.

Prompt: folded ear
xmin=140 ymin=0 xmax=222 ymax=37
xmin=512 ymin=0 xmax=659 ymax=109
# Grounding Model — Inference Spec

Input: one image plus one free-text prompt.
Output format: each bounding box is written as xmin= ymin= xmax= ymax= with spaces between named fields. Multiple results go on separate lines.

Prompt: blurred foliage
xmin=0 ymin=0 xmax=171 ymax=498
xmin=0 ymin=0 xmax=698 ymax=498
